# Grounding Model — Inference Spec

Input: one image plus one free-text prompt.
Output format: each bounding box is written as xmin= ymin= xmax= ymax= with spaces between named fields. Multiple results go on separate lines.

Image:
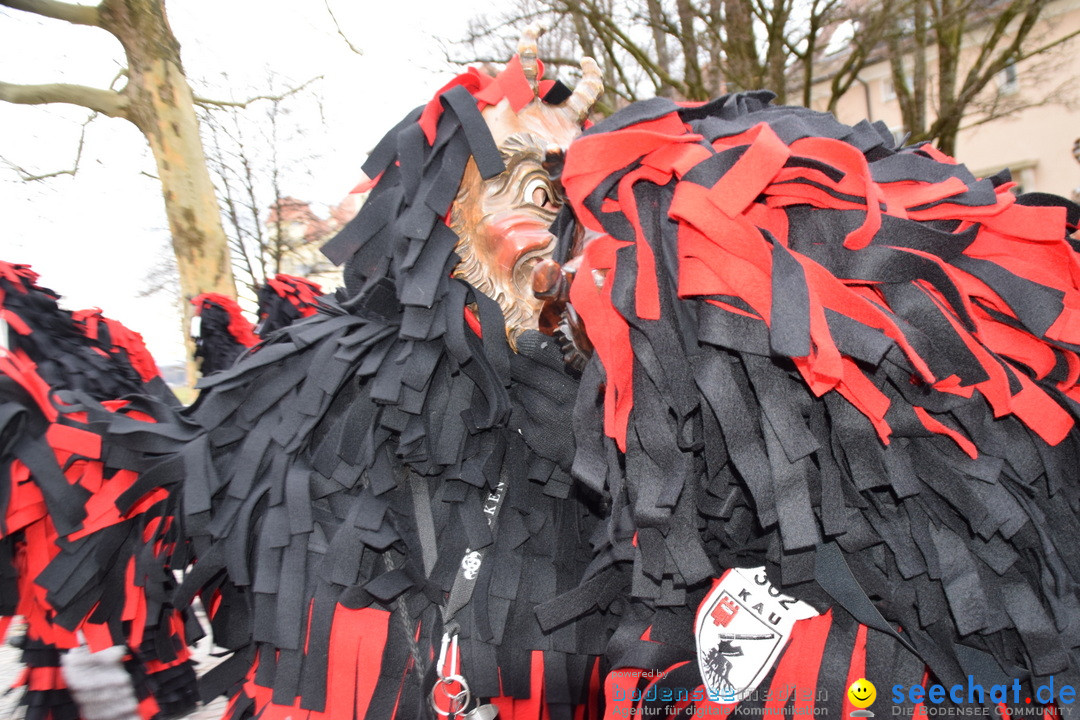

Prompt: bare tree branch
xmin=204 ymin=111 xmax=261 ymax=292
xmin=0 ymin=80 xmax=127 ymax=117
xmin=192 ymin=75 xmax=323 ymax=109
xmin=1018 ymin=26 xmax=1080 ymax=62
xmin=2 ymin=160 xmax=67 ymax=181
xmin=323 ymin=0 xmax=363 ymax=56
xmin=108 ymin=67 xmax=128 ymax=91
xmin=581 ymin=2 xmax=683 ymax=93
xmin=0 ymin=0 xmax=99 ymax=27
xmin=1 ymin=110 xmax=97 ymax=180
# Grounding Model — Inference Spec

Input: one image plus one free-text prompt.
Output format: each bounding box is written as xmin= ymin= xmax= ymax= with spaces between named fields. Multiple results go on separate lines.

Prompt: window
xmin=1013 ymin=166 xmax=1035 ymax=194
xmin=882 ymin=77 xmax=897 ymax=102
xmin=997 ymin=62 xmax=1019 ymax=95
xmin=882 ymin=72 xmax=912 ymax=103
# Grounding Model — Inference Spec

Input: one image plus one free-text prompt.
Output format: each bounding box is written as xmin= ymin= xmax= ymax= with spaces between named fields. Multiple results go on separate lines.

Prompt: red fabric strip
xmin=913 ymin=406 xmax=978 ymax=458
xmin=764 ymin=611 xmax=834 ymax=716
xmin=349 ymin=607 xmax=390 ymax=719
xmin=707 ymin=123 xmax=790 ymax=219
xmin=841 ymin=624 xmax=869 ymax=720
xmin=569 ymin=234 xmax=634 ymax=450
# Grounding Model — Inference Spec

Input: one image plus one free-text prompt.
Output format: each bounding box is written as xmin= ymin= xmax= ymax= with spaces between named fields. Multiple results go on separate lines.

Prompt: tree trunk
xmin=99 ymin=0 xmax=234 ymax=385
xmin=911 ymin=0 xmax=928 ymax=139
xmin=935 ymin=112 xmax=962 ymax=156
xmin=674 ymin=0 xmax=705 ymax=98
xmin=934 ymin=0 xmax=962 ymax=145
xmin=723 ymin=0 xmax=762 ymax=92
xmin=765 ymin=0 xmax=791 ymax=103
xmin=644 ymin=0 xmax=674 ymax=97
xmin=707 ymin=0 xmax=725 ymax=94
xmin=800 ymin=6 xmax=820 ymax=107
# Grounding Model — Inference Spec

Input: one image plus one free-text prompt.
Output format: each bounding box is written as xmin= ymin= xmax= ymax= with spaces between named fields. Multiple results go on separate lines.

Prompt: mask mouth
xmin=531 ymin=255 xmax=593 ymax=374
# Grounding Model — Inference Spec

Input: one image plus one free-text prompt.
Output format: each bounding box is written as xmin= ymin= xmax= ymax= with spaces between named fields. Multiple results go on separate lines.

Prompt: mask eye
xmin=525 ymin=177 xmax=559 ymax=211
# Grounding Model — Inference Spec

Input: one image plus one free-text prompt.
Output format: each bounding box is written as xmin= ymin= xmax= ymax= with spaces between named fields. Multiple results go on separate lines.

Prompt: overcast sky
xmin=0 ymin=0 xmax=498 ymax=365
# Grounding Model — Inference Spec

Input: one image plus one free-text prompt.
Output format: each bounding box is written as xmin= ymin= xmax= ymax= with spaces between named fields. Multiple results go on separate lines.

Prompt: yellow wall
xmin=812 ymin=0 xmax=1080 ymax=198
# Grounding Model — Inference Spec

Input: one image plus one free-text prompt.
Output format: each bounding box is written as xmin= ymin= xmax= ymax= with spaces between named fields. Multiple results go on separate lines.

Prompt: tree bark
xmin=98 ymin=0 xmax=234 ymax=385
xmin=1 ymin=0 xmax=235 ymax=386
xmin=765 ymin=0 xmax=791 ymax=103
xmin=707 ymin=0 xmax=725 ymax=94
xmin=934 ymin=0 xmax=962 ymax=148
xmin=911 ymin=0 xmax=928 ymax=139
xmin=674 ymin=0 xmax=705 ymax=98
xmin=723 ymin=0 xmax=762 ymax=92
xmin=644 ymin=0 xmax=674 ymax=97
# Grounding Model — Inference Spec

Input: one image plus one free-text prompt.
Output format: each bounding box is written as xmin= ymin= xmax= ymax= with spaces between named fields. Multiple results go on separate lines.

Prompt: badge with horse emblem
xmin=695 ymin=567 xmax=819 ymax=702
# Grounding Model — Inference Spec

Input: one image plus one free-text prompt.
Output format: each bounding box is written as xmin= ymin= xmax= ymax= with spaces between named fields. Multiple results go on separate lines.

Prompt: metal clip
xmin=432 ymin=634 xmax=467 ymax=717
xmin=435 ymin=632 xmax=459 ymax=678
xmin=430 ymin=633 xmax=499 ymax=719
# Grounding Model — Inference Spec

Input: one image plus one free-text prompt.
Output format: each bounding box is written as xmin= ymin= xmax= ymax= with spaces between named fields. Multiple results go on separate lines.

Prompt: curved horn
xmin=563 ymin=57 xmax=603 ymax=122
xmin=517 ymin=24 xmax=542 ymax=97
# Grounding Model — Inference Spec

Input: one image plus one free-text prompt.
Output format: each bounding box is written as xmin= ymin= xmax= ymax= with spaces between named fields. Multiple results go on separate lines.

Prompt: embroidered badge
xmin=694 ymin=567 xmax=818 ymax=703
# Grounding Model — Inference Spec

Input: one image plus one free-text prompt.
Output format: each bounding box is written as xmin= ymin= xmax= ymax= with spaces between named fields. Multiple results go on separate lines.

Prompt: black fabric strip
xmin=441 ymin=86 xmax=505 ymax=179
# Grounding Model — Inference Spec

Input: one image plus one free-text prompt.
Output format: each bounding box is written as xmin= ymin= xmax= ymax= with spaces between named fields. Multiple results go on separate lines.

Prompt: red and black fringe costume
xmin=0 ymin=262 xmax=199 ymax=719
xmin=255 ymin=274 xmax=324 ymax=339
xmin=191 ymin=294 xmax=258 ymax=376
xmin=71 ymin=308 xmax=178 ymax=406
xmin=543 ymin=91 xmax=1080 ymax=716
xmin=62 ymin=61 xmax=613 ymax=720
xmin=22 ymin=88 xmax=1080 ymax=720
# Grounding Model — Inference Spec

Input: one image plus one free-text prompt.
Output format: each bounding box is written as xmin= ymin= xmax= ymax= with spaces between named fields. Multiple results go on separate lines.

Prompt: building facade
xmin=812 ymin=0 xmax=1080 ymax=199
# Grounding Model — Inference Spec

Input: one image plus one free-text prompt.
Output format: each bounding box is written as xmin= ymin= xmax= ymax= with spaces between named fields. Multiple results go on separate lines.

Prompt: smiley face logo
xmin=848 ymin=678 xmax=877 ymax=709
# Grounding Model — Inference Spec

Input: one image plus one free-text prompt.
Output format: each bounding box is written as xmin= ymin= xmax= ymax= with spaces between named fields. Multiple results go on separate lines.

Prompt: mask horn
xmin=563 ymin=57 xmax=603 ymax=122
xmin=517 ymin=24 xmax=542 ymax=97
